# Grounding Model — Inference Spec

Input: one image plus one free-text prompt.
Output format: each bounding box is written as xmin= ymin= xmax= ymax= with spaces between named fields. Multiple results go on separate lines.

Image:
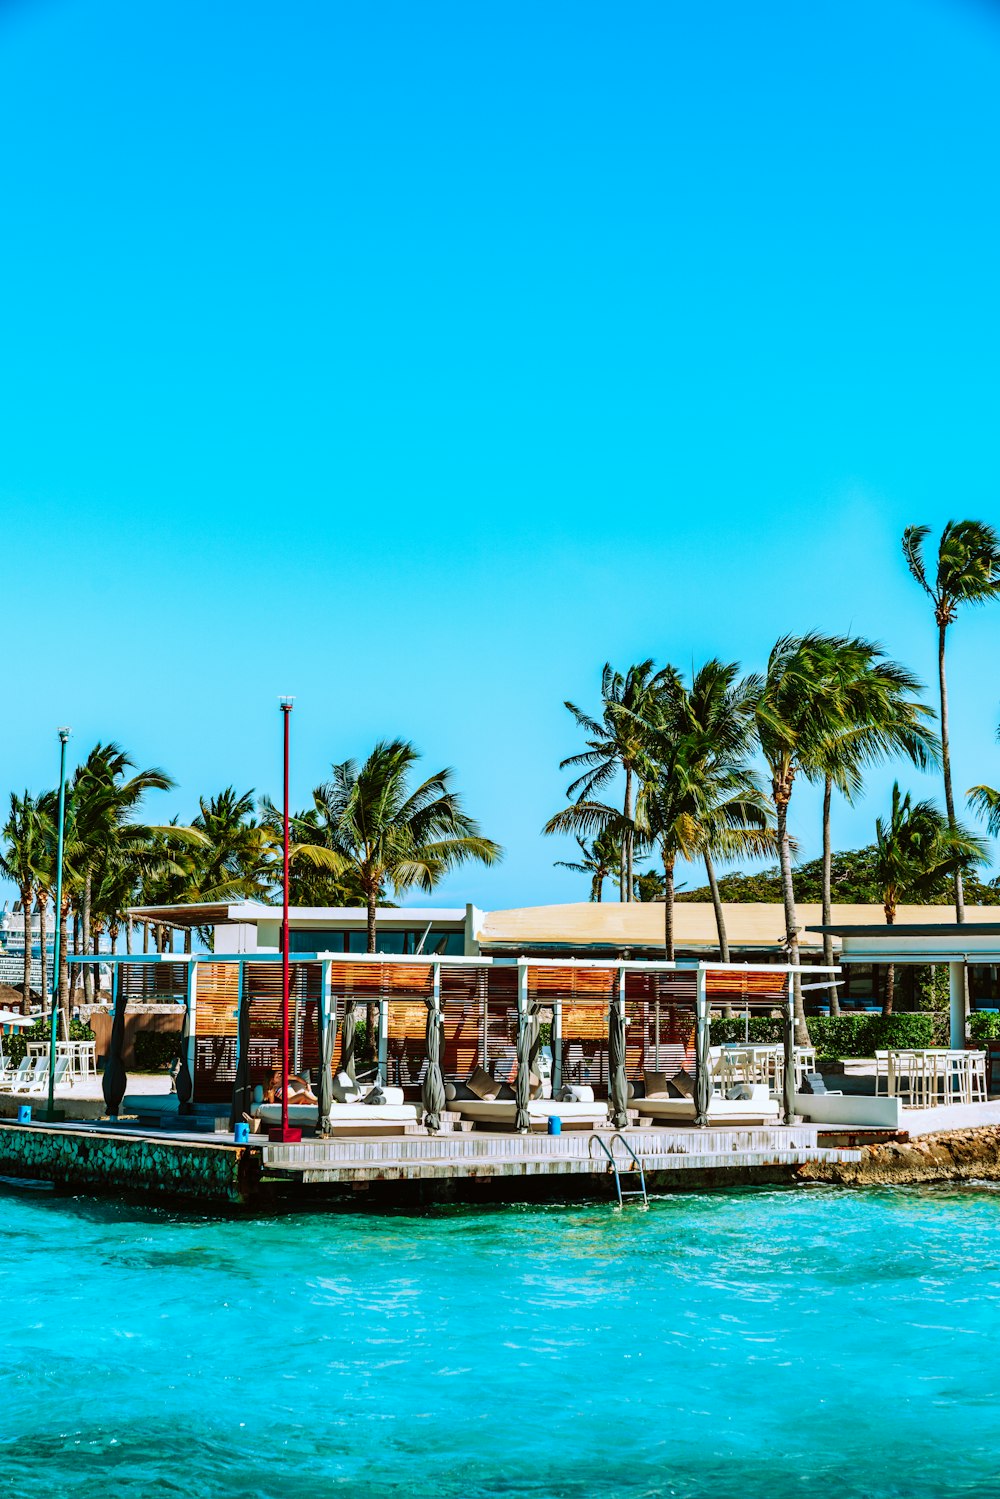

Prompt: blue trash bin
xmin=547 ymin=1114 xmax=562 ymax=1136
xmin=17 ymin=1105 xmax=31 ymax=1125
xmin=233 ymin=1121 xmax=250 ymax=1145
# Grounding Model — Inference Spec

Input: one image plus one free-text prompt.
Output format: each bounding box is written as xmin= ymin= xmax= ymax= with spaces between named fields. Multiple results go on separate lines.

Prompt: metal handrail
xmin=587 ymin=1132 xmax=648 ymax=1209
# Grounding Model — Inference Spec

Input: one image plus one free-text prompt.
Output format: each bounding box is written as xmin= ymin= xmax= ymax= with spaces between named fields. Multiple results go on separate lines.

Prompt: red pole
xmin=281 ymin=700 xmax=291 ymax=1136
xmin=270 ymin=698 xmax=301 ymax=1143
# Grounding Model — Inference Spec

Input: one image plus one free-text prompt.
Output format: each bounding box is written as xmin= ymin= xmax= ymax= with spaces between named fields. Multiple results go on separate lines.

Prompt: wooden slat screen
xmin=193 ymin=962 xmax=239 ymax=1102
xmin=119 ymin=961 xmax=188 ymax=1005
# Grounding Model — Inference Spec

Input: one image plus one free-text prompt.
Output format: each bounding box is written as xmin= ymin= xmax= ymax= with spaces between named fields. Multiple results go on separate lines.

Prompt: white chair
xmin=2 ymin=1056 xmax=32 ymax=1089
xmin=23 ymin=1055 xmax=69 ymax=1095
xmin=10 ymin=1056 xmax=48 ymax=1094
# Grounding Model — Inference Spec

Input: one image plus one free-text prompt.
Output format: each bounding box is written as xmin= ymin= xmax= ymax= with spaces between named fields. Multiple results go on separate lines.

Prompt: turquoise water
xmin=2 ymin=1184 xmax=1000 ymax=1498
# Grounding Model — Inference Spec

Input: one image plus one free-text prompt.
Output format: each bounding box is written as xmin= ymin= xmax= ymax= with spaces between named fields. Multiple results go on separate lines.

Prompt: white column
xmin=378 ymin=996 xmax=389 ymax=1084
xmin=949 ymin=961 xmax=966 ymax=1050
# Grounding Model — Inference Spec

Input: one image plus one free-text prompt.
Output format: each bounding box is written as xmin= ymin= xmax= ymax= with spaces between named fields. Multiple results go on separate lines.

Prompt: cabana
xmin=71 ymin=951 xmax=831 ymax=1134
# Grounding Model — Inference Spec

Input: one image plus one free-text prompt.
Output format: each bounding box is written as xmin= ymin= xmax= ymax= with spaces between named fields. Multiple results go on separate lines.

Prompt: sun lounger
xmin=2 ymin=1057 xmax=33 ymax=1090
xmin=9 ymin=1057 xmax=48 ymax=1094
xmin=15 ymin=1056 xmax=70 ymax=1096
xmin=450 ymin=1098 xmax=607 ymax=1131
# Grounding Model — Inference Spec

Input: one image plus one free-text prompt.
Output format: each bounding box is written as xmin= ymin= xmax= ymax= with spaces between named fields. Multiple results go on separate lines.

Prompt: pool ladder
xmin=588 ymin=1132 xmax=648 ymax=1210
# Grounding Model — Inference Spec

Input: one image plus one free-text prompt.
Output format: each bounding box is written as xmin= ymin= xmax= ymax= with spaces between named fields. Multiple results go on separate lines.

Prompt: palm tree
xmin=755 ymin=634 xmax=862 ymax=1043
xmin=903 ymin=520 xmax=1000 ymax=921
xmin=303 ymin=740 xmax=502 ymax=952
xmin=634 ymin=664 xmax=773 ymax=959
xmin=70 ymin=744 xmax=175 ymax=1002
xmin=561 ymin=661 xmax=666 ymax=900
xmin=803 ymin=640 xmax=938 ymax=1016
xmin=677 ymin=661 xmax=773 ymax=963
xmin=554 ymin=831 xmax=623 ymax=902
xmin=0 ymin=793 xmax=45 ymax=1013
xmin=874 ymin=783 xmax=986 ymax=1013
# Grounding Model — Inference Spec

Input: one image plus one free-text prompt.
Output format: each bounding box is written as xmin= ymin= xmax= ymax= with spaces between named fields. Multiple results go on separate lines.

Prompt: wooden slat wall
xmin=193 ymin=962 xmax=239 ymax=1102
xmin=119 ymin=961 xmax=188 ymax=1005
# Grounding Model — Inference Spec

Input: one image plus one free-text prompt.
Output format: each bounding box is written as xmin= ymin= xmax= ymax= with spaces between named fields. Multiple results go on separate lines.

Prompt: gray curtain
xmin=317 ymin=995 xmax=335 ymax=1128
xmin=229 ymin=979 xmax=252 ymax=1128
xmin=783 ymin=999 xmax=796 ymax=1124
xmin=340 ymin=999 xmax=357 ymax=1083
xmin=608 ymin=1002 xmax=628 ymax=1129
xmin=515 ymin=1003 xmax=538 ymax=1133
xmin=103 ymin=982 xmax=128 ymax=1117
xmin=694 ymin=1003 xmax=712 ymax=1126
xmin=422 ymin=999 xmax=446 ymax=1132
xmin=175 ymin=994 xmax=193 ymax=1115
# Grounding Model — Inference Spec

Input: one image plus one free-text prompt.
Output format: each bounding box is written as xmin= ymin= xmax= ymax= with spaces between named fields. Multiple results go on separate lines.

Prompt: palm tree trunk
xmin=938 ymin=620 xmax=965 ymax=922
xmin=38 ymin=894 xmax=49 ymax=1013
xmin=20 ymin=887 xmax=33 ymax=1014
xmin=882 ymin=901 xmax=896 ymax=1016
xmin=183 ymin=928 xmax=192 ymax=954
xmin=663 ymin=849 xmax=675 ymax=960
xmin=58 ymin=896 xmax=70 ymax=1028
xmin=125 ymin=920 xmax=132 ymax=956
xmin=775 ymin=790 xmax=810 ymax=1045
xmin=624 ymin=766 xmax=633 ymax=902
xmin=704 ymin=850 xmax=729 ymax=962
xmin=82 ymin=867 xmax=94 ymax=1004
xmin=821 ymin=775 xmax=840 ymax=1018
xmin=142 ymin=920 xmax=149 ymax=954
xmin=366 ymin=889 xmax=378 ymax=1061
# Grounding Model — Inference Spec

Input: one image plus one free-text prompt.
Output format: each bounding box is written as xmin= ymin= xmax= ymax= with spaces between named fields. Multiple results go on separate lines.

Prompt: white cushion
xmin=560 ymin=1084 xmax=595 ymax=1103
xmin=331 ymin=1070 xmax=362 ymax=1104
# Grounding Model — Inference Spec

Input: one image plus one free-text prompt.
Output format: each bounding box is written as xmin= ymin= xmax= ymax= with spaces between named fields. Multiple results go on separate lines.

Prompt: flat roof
xmin=129 ymin=903 xmax=468 ymax=929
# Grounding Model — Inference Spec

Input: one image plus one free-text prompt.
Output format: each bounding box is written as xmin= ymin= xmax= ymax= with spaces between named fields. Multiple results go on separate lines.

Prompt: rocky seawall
xmin=797 ymin=1126 xmax=1000 ymax=1187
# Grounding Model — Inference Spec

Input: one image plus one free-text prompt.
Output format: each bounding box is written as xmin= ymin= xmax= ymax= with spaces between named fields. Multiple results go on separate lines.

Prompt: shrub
xmin=133 ymin=1030 xmax=181 ymax=1071
xmin=809 ymin=1013 xmax=935 ymax=1057
xmin=969 ymin=1012 xmax=1000 ymax=1042
xmin=710 ymin=1017 xmax=784 ymax=1045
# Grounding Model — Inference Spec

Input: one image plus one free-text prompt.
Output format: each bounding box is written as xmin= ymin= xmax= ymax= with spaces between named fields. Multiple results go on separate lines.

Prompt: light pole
xmin=269 ymin=698 xmax=301 ymax=1144
xmin=40 ymin=727 xmax=70 ymax=1123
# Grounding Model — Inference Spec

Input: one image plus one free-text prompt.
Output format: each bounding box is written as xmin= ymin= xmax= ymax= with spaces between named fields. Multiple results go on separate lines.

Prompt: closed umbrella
xmin=229 ymin=978 xmax=252 ymax=1128
xmin=608 ymin=1001 xmax=628 ymax=1129
xmin=175 ymin=997 xmax=194 ymax=1115
xmin=422 ymin=999 xmax=446 ymax=1133
xmin=340 ymin=1000 xmax=357 ymax=1082
xmin=782 ymin=996 xmax=796 ymax=1124
xmin=103 ymin=985 xmax=128 ymax=1118
xmin=515 ymin=1003 xmax=538 ymax=1133
xmin=694 ymin=1004 xmax=712 ymax=1126
xmin=317 ymin=995 xmax=334 ymax=1127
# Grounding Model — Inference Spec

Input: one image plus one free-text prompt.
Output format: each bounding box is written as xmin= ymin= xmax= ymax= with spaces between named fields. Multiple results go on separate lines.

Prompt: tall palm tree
xmin=755 ymin=634 xmax=861 ymax=1043
xmin=0 ymin=793 xmax=45 ymax=1013
xmin=554 ymin=831 xmax=623 ymax=903
xmin=874 ymin=783 xmax=986 ymax=1013
xmin=561 ymin=661 xmax=666 ymax=900
xmin=678 ymin=661 xmax=773 ymax=963
xmin=803 ymin=641 xmax=938 ymax=1016
xmin=903 ymin=520 xmax=1000 ymax=921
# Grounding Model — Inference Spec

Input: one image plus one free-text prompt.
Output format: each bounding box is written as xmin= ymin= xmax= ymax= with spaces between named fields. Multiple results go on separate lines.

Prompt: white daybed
xmin=793 ymin=1092 xmax=903 ymax=1129
xmin=251 ymin=1078 xmax=419 ymax=1135
xmin=449 ymin=1098 xmax=607 ymax=1131
xmin=631 ymin=1082 xmax=780 ymax=1126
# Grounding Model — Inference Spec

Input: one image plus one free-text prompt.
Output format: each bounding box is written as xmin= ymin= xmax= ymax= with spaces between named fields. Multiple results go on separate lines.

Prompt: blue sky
xmin=3 ymin=0 xmax=1000 ymax=911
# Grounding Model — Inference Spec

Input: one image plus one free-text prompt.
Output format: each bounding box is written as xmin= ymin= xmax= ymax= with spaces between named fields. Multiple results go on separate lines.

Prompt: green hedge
xmin=969 ymin=1012 xmax=1000 ymax=1042
xmin=710 ymin=1012 xmax=936 ymax=1058
xmin=1 ymin=1017 xmax=94 ymax=1067
xmin=133 ymin=1031 xmax=181 ymax=1072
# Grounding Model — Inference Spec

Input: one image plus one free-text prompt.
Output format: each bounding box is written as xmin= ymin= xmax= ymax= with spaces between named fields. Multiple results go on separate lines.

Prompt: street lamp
xmin=269 ymin=697 xmax=301 ymax=1144
xmin=40 ymin=728 xmax=70 ymax=1124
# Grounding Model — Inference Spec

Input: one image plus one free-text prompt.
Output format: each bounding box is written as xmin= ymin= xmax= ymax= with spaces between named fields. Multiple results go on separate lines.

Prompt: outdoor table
xmin=886 ymin=1049 xmax=986 ymax=1107
xmin=27 ymin=1038 xmax=97 ymax=1080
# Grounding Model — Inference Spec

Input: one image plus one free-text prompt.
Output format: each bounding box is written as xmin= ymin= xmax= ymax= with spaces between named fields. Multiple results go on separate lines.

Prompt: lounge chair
xmin=631 ymin=1082 xmax=780 ymax=1126
xmin=2 ymin=1057 xmax=32 ymax=1090
xmin=18 ymin=1056 xmax=70 ymax=1096
xmin=9 ymin=1057 xmax=48 ymax=1094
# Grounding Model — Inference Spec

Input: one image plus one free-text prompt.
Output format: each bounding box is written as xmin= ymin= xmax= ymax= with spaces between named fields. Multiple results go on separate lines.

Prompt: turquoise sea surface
xmin=2 ymin=1183 xmax=999 ymax=1499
